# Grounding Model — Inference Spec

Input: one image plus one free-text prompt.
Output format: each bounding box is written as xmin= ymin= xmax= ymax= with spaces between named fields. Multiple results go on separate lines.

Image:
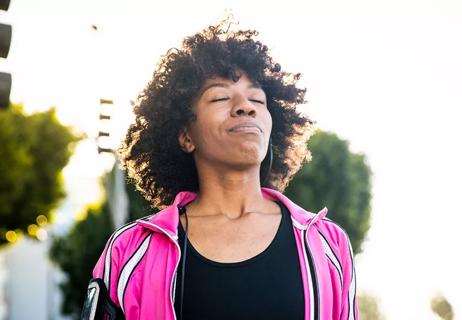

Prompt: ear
xmin=178 ymin=128 xmax=195 ymax=153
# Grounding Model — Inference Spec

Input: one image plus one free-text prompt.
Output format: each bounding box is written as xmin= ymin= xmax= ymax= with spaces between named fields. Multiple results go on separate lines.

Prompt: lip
xmin=228 ymin=122 xmax=263 ymax=133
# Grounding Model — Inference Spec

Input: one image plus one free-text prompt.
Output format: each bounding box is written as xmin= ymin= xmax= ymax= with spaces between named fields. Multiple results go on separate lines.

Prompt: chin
xmin=227 ymin=156 xmax=263 ymax=171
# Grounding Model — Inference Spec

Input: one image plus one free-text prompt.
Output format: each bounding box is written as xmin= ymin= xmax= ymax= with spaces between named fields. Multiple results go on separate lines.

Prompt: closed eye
xmin=210 ymin=97 xmax=265 ymax=105
xmin=250 ymin=99 xmax=265 ymax=105
xmin=210 ymin=97 xmax=229 ymax=102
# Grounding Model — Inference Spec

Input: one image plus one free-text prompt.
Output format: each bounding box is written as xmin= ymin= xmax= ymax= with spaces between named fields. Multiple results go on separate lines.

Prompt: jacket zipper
xmin=303 ymin=218 xmax=320 ymax=320
xmin=304 ymin=231 xmax=320 ymax=320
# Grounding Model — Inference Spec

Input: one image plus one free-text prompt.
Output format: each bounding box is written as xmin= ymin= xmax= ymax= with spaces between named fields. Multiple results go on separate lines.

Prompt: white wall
xmin=1 ymin=237 xmax=71 ymax=320
xmin=0 ymin=253 xmax=7 ymax=320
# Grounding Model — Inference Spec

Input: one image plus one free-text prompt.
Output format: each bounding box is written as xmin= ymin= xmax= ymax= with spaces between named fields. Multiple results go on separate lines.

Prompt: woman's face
xmin=179 ymin=72 xmax=272 ymax=172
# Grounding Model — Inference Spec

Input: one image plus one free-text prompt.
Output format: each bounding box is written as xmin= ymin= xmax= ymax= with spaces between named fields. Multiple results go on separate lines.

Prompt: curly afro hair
xmin=118 ymin=17 xmax=316 ymax=209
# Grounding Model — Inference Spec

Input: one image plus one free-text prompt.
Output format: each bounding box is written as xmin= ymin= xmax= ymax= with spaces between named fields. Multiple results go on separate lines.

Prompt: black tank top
xmin=174 ymin=200 xmax=304 ymax=320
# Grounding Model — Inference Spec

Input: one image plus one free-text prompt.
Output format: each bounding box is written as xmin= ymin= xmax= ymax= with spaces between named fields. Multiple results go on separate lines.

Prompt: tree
xmin=50 ymin=200 xmax=113 ymax=317
xmin=50 ymin=165 xmax=156 ymax=318
xmin=0 ymin=103 xmax=83 ymax=246
xmin=284 ymin=130 xmax=372 ymax=254
xmin=358 ymin=292 xmax=386 ymax=320
xmin=431 ymin=294 xmax=454 ymax=320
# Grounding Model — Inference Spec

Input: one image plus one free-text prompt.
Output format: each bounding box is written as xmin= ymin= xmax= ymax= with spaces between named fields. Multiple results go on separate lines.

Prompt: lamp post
xmin=97 ymin=97 xmax=113 ymax=154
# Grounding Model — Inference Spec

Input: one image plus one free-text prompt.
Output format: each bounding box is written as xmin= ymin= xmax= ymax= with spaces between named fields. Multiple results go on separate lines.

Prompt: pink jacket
xmin=92 ymin=187 xmax=359 ymax=320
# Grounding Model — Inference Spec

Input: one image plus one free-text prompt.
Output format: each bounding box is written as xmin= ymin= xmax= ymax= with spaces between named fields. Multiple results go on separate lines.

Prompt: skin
xmin=177 ymin=71 xmax=283 ymax=263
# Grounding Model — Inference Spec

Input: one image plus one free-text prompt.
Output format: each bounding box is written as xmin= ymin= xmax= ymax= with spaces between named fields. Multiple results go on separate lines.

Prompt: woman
xmin=82 ymin=18 xmax=358 ymax=320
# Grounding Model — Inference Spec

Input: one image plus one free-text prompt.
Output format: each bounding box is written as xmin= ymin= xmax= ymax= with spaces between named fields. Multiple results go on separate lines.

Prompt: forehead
xmin=202 ymin=72 xmax=258 ymax=85
xmin=198 ymin=74 xmax=263 ymax=95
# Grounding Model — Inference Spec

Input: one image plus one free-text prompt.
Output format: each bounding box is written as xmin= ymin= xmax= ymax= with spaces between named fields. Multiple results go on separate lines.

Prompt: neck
xmin=187 ymin=165 xmax=269 ymax=220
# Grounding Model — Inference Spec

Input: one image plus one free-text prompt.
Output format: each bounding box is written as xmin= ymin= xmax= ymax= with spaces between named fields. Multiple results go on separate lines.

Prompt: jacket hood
xmin=136 ymin=187 xmax=328 ymax=239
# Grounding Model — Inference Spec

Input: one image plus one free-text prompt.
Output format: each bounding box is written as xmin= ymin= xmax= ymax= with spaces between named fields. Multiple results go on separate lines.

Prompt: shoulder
xmin=105 ymin=220 xmax=155 ymax=265
xmin=314 ymin=217 xmax=354 ymax=262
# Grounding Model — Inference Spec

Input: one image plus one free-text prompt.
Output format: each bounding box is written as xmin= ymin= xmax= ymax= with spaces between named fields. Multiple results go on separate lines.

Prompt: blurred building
xmin=0 ymin=235 xmax=71 ymax=320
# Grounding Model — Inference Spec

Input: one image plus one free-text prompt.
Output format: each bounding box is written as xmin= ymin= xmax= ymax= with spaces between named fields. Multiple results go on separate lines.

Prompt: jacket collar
xmin=136 ymin=187 xmax=328 ymax=239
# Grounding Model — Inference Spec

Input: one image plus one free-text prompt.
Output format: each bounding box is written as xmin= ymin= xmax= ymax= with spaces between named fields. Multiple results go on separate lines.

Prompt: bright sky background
xmin=3 ymin=0 xmax=462 ymax=319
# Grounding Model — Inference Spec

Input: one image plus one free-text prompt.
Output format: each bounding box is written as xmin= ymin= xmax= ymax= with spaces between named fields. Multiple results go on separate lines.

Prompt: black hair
xmin=118 ymin=17 xmax=315 ymax=208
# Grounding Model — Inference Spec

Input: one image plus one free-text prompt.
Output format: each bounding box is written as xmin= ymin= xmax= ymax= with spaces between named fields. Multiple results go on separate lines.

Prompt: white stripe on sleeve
xmin=117 ymin=234 xmax=152 ymax=313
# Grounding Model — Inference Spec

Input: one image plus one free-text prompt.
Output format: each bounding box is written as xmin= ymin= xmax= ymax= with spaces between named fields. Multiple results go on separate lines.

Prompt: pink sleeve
xmin=339 ymin=229 xmax=359 ymax=320
xmin=91 ymin=233 xmax=122 ymax=308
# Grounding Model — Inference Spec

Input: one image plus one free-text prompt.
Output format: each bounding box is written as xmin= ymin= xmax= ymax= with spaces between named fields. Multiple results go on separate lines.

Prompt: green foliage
xmin=50 ymin=201 xmax=113 ymax=319
xmin=358 ymin=293 xmax=386 ymax=320
xmin=0 ymin=103 xmax=83 ymax=246
xmin=284 ymin=130 xmax=372 ymax=254
xmin=431 ymin=294 xmax=454 ymax=320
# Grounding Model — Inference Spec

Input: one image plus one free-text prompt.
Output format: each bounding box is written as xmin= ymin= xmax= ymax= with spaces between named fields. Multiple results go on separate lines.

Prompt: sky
xmin=3 ymin=0 xmax=462 ymax=318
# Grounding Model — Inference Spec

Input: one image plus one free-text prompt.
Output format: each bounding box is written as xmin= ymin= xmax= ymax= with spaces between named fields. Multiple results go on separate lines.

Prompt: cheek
xmin=264 ymin=111 xmax=273 ymax=135
xmin=190 ymin=114 xmax=223 ymax=146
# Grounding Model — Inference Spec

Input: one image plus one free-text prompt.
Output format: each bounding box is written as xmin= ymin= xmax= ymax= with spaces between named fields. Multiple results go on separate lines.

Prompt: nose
xmin=231 ymin=95 xmax=256 ymax=117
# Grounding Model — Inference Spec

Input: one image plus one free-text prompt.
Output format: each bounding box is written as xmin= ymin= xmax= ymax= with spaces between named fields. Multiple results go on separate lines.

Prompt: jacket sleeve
xmin=92 ymin=233 xmax=122 ymax=307
xmin=80 ymin=233 xmax=125 ymax=320
xmin=338 ymin=229 xmax=359 ymax=320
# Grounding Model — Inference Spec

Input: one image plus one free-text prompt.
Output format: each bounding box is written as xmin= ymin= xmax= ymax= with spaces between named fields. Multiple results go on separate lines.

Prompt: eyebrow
xmin=198 ymin=82 xmax=263 ymax=98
